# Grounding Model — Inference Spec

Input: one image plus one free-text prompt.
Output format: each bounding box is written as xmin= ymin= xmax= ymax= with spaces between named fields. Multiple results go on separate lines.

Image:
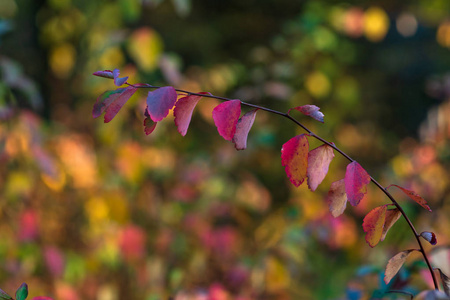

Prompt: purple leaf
xmin=232 ymin=109 xmax=258 ymax=150
xmin=146 ymin=86 xmax=178 ymax=122
xmin=113 ymin=69 xmax=129 ymax=86
xmin=290 ymin=105 xmax=324 ymax=123
xmin=93 ymin=70 xmax=114 ymax=79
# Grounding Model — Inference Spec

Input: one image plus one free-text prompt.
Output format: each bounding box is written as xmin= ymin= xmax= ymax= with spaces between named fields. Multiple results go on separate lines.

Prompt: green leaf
xmin=0 ymin=288 xmax=13 ymax=300
xmin=15 ymin=283 xmax=28 ymax=300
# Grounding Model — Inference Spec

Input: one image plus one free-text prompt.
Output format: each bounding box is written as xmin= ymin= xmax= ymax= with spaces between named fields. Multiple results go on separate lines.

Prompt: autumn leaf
xmin=15 ymin=283 xmax=28 ymax=300
xmin=212 ymin=100 xmax=241 ymax=141
xmin=92 ymin=87 xmax=137 ymax=123
xmin=30 ymin=298 xmax=54 ymax=300
xmin=146 ymin=86 xmax=178 ymax=122
xmin=420 ymin=231 xmax=437 ymax=245
xmin=281 ymin=134 xmax=309 ymax=187
xmin=174 ymin=92 xmax=210 ymax=136
xmin=289 ymin=105 xmax=324 ymax=123
xmin=307 ymin=144 xmax=334 ymax=191
xmin=387 ymin=184 xmax=432 ymax=212
xmin=345 ymin=161 xmax=371 ymax=206
xmin=381 ymin=208 xmax=401 ymax=242
xmin=326 ymin=179 xmax=347 ymax=217
xmin=436 ymin=268 xmax=450 ymax=296
xmin=232 ymin=109 xmax=258 ymax=150
xmin=92 ymin=70 xmax=114 ymax=79
xmin=363 ymin=205 xmax=387 ymax=247
xmin=384 ymin=250 xmax=416 ymax=284
xmin=112 ymin=68 xmax=129 ymax=86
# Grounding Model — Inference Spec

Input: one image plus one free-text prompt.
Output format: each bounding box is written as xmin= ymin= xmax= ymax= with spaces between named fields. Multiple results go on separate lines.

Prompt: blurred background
xmin=1 ymin=0 xmax=450 ymax=299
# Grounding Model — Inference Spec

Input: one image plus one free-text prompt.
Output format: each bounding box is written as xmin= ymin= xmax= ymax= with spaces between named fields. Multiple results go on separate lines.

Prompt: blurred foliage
xmin=0 ymin=0 xmax=450 ymax=299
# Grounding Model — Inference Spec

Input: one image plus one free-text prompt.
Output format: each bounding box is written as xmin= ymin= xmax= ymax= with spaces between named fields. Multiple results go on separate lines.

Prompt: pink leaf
xmin=281 ymin=134 xmax=309 ymax=187
xmin=232 ymin=109 xmax=258 ymax=150
xmin=420 ymin=231 xmax=437 ymax=245
xmin=290 ymin=105 xmax=324 ymax=123
xmin=146 ymin=86 xmax=178 ymax=122
xmin=104 ymin=86 xmax=137 ymax=123
xmin=345 ymin=161 xmax=371 ymax=206
xmin=307 ymin=144 xmax=334 ymax=191
xmin=174 ymin=92 xmax=210 ymax=136
xmin=387 ymin=184 xmax=432 ymax=212
xmin=31 ymin=297 xmax=54 ymax=300
xmin=113 ymin=68 xmax=128 ymax=86
xmin=212 ymin=100 xmax=241 ymax=141
xmin=326 ymin=179 xmax=347 ymax=217
xmin=93 ymin=70 xmax=114 ymax=79
xmin=363 ymin=205 xmax=387 ymax=247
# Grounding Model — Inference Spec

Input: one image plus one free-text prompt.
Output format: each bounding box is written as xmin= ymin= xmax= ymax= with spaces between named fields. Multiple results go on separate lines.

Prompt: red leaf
xmin=384 ymin=249 xmax=415 ymax=284
xmin=307 ymin=144 xmax=334 ymax=191
xmin=232 ymin=109 xmax=258 ymax=150
xmin=363 ymin=205 xmax=387 ymax=247
xmin=174 ymin=93 xmax=210 ymax=136
xmin=290 ymin=105 xmax=324 ymax=123
xmin=387 ymin=184 xmax=432 ymax=212
xmin=420 ymin=231 xmax=437 ymax=245
xmin=326 ymin=179 xmax=347 ymax=217
xmin=31 ymin=297 xmax=54 ymax=300
xmin=212 ymin=100 xmax=241 ymax=141
xmin=93 ymin=70 xmax=114 ymax=79
xmin=381 ymin=208 xmax=401 ymax=242
xmin=345 ymin=161 xmax=371 ymax=206
xmin=281 ymin=134 xmax=309 ymax=187
xmin=144 ymin=117 xmax=157 ymax=135
xmin=113 ymin=68 xmax=128 ymax=86
xmin=146 ymin=86 xmax=178 ymax=122
xmin=103 ymin=86 xmax=137 ymax=123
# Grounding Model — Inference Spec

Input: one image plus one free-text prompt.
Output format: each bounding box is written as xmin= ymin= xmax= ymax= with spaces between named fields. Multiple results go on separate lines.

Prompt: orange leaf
xmin=363 ymin=205 xmax=387 ymax=247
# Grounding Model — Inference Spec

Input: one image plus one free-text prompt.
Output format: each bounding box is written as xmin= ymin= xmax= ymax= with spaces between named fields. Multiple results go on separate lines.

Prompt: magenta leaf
xmin=31 ymin=298 xmax=54 ymax=300
xmin=103 ymin=86 xmax=137 ymax=123
xmin=212 ymin=100 xmax=241 ymax=141
xmin=420 ymin=231 xmax=437 ymax=245
xmin=345 ymin=161 xmax=371 ymax=206
xmin=232 ymin=109 xmax=258 ymax=150
xmin=307 ymin=144 xmax=334 ymax=191
xmin=113 ymin=69 xmax=129 ymax=86
xmin=174 ymin=92 xmax=210 ymax=136
xmin=281 ymin=134 xmax=309 ymax=187
xmin=290 ymin=105 xmax=324 ymax=123
xmin=92 ymin=70 xmax=114 ymax=79
xmin=146 ymin=86 xmax=178 ymax=122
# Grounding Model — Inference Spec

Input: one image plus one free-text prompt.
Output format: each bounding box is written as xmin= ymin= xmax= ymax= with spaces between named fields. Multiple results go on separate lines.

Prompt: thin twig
xmin=126 ymin=82 xmax=439 ymax=290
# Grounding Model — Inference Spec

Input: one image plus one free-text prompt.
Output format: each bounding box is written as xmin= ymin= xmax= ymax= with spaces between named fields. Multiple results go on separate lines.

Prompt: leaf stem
xmin=126 ymin=82 xmax=439 ymax=290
